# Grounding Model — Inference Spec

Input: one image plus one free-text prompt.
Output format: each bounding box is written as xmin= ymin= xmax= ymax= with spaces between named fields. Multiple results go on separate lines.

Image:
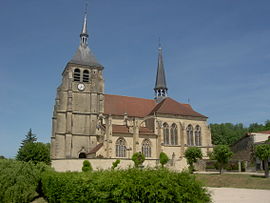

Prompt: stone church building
xmin=51 ymin=13 xmax=213 ymax=171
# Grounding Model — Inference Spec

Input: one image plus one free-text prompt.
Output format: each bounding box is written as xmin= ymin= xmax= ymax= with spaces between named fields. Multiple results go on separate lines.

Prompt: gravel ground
xmin=208 ymin=187 xmax=270 ymax=203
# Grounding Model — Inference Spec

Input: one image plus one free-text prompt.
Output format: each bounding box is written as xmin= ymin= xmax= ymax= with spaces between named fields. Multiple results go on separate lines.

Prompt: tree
xmin=210 ymin=145 xmax=233 ymax=174
xmin=16 ymin=142 xmax=51 ymax=165
xmin=159 ymin=152 xmax=169 ymax=168
xmin=82 ymin=160 xmax=93 ymax=172
xmin=184 ymin=147 xmax=202 ymax=173
xmin=255 ymin=144 xmax=270 ymax=178
xmin=132 ymin=152 xmax=145 ymax=168
xmin=0 ymin=155 xmax=5 ymax=159
xmin=21 ymin=129 xmax=37 ymax=147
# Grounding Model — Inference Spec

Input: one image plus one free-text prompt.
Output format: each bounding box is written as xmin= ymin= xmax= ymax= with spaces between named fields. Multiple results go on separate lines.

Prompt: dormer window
xmin=74 ymin=68 xmax=81 ymax=82
xmin=83 ymin=70 xmax=90 ymax=82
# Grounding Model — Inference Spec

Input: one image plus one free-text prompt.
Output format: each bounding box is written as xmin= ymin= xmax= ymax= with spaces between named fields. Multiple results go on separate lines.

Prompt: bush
xmin=41 ymin=168 xmax=211 ymax=202
xmin=111 ymin=159 xmax=120 ymax=170
xmin=159 ymin=152 xmax=169 ymax=167
xmin=82 ymin=160 xmax=93 ymax=172
xmin=0 ymin=159 xmax=51 ymax=203
xmin=131 ymin=152 xmax=145 ymax=168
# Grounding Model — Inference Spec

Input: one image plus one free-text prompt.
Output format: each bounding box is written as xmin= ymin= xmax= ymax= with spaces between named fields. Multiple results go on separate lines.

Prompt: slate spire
xmin=69 ymin=4 xmax=103 ymax=68
xmin=154 ymin=43 xmax=168 ymax=103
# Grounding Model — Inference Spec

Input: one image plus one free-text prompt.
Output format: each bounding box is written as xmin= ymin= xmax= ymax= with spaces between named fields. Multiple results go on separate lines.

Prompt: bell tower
xmin=51 ymin=10 xmax=105 ymax=159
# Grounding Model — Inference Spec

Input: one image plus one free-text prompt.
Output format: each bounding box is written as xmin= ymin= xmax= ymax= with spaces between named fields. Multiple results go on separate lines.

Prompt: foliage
xmin=210 ymin=120 xmax=270 ymax=146
xmin=210 ymin=145 xmax=233 ymax=174
xmin=0 ymin=155 xmax=5 ymax=159
xmin=82 ymin=160 xmax=93 ymax=172
xmin=16 ymin=142 xmax=51 ymax=165
xmin=0 ymin=159 xmax=51 ymax=203
xmin=184 ymin=147 xmax=203 ymax=173
xmin=21 ymin=128 xmax=37 ymax=147
xmin=41 ymin=168 xmax=211 ymax=202
xmin=111 ymin=159 xmax=120 ymax=170
xmin=159 ymin=152 xmax=169 ymax=167
xmin=131 ymin=152 xmax=145 ymax=168
xmin=255 ymin=144 xmax=270 ymax=178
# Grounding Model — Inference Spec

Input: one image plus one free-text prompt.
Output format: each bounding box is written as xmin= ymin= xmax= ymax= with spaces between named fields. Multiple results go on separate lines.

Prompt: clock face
xmin=77 ymin=83 xmax=85 ymax=91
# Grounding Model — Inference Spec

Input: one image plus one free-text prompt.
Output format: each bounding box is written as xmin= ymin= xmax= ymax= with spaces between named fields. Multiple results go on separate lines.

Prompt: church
xmin=51 ymin=12 xmax=213 ymax=171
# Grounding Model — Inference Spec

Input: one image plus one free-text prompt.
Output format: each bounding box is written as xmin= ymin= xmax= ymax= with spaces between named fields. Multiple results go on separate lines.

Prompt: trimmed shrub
xmin=159 ymin=152 xmax=169 ymax=167
xmin=131 ymin=152 xmax=145 ymax=168
xmin=0 ymin=159 xmax=51 ymax=203
xmin=41 ymin=168 xmax=211 ymax=202
xmin=82 ymin=160 xmax=93 ymax=172
xmin=111 ymin=159 xmax=120 ymax=170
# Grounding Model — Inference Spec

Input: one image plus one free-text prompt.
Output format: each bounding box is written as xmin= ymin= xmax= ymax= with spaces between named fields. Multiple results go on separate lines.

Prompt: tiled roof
xmin=112 ymin=125 xmax=131 ymax=134
xmin=104 ymin=94 xmax=206 ymax=118
xmin=112 ymin=125 xmax=155 ymax=135
xmin=253 ymin=131 xmax=270 ymax=134
xmin=88 ymin=143 xmax=103 ymax=154
xmin=104 ymin=94 xmax=156 ymax=117
xmin=150 ymin=97 xmax=207 ymax=118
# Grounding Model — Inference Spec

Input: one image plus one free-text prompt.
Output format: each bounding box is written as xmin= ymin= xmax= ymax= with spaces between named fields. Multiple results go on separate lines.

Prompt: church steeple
xmin=154 ymin=44 xmax=168 ymax=103
xmin=69 ymin=5 xmax=103 ymax=68
xmin=80 ymin=13 xmax=88 ymax=46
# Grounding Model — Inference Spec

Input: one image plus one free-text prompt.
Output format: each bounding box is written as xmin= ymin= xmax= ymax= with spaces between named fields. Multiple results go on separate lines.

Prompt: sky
xmin=0 ymin=0 xmax=269 ymax=158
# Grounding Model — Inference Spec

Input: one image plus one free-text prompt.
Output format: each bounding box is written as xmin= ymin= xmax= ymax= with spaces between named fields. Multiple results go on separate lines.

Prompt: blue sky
xmin=0 ymin=0 xmax=269 ymax=158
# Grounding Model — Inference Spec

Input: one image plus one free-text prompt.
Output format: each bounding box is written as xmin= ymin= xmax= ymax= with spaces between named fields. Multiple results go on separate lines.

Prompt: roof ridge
xmin=104 ymin=94 xmax=155 ymax=102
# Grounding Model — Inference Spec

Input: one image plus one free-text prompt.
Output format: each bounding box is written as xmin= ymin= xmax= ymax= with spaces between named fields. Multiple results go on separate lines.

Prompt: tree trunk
xmin=264 ymin=160 xmax=269 ymax=178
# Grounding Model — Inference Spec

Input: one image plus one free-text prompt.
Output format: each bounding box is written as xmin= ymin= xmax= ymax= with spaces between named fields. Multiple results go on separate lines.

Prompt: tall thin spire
xmin=80 ymin=2 xmax=88 ymax=46
xmin=69 ymin=1 xmax=103 ymax=68
xmin=154 ymin=42 xmax=168 ymax=103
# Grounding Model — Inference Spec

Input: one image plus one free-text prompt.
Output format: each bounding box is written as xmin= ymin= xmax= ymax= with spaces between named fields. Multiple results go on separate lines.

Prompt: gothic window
xmin=116 ymin=138 xmax=126 ymax=157
xmin=195 ymin=125 xmax=201 ymax=146
xmin=170 ymin=123 xmax=178 ymax=145
xmin=74 ymin=68 xmax=81 ymax=82
xmin=163 ymin=123 xmax=169 ymax=145
xmin=142 ymin=139 xmax=151 ymax=157
xmin=83 ymin=70 xmax=90 ymax=82
xmin=186 ymin=125 xmax=194 ymax=146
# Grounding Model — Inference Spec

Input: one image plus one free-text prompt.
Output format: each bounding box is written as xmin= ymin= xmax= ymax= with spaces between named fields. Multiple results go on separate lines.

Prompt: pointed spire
xmin=154 ymin=42 xmax=168 ymax=103
xmin=69 ymin=2 xmax=103 ymax=69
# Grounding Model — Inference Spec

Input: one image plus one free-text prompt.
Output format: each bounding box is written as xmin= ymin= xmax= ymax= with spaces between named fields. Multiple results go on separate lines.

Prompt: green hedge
xmin=0 ymin=159 xmax=50 ymax=203
xmin=42 ymin=168 xmax=211 ymax=203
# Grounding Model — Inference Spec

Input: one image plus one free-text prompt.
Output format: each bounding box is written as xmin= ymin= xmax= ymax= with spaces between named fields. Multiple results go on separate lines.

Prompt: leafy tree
xmin=82 ymin=160 xmax=93 ymax=172
xmin=21 ymin=129 xmax=37 ymax=147
xmin=132 ymin=152 xmax=145 ymax=168
xmin=111 ymin=159 xmax=120 ymax=170
xmin=255 ymin=144 xmax=270 ymax=178
xmin=210 ymin=145 xmax=233 ymax=174
xmin=16 ymin=142 xmax=50 ymax=165
xmin=159 ymin=152 xmax=169 ymax=168
xmin=184 ymin=147 xmax=202 ymax=173
xmin=0 ymin=155 xmax=5 ymax=159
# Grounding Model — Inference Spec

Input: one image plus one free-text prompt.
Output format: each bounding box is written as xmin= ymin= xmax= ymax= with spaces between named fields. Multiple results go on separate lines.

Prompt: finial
xmin=80 ymin=0 xmax=89 ymax=46
xmin=84 ymin=0 xmax=88 ymax=16
xmin=158 ymin=37 xmax=162 ymax=51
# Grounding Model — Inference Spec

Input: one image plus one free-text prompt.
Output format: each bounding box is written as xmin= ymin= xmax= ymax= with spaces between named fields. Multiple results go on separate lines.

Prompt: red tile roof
xmin=88 ymin=143 xmax=103 ymax=154
xmin=112 ymin=125 xmax=131 ymax=134
xmin=253 ymin=131 xmax=270 ymax=134
xmin=150 ymin=97 xmax=207 ymax=118
xmin=104 ymin=94 xmax=156 ymax=117
xmin=104 ymin=94 xmax=206 ymax=118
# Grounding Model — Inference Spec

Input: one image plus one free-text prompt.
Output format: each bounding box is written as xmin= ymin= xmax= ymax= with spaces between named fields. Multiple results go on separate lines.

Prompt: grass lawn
xmin=195 ymin=173 xmax=270 ymax=190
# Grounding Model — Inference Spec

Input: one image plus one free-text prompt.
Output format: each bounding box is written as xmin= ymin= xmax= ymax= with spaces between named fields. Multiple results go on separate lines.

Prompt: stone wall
xmin=52 ymin=158 xmax=188 ymax=172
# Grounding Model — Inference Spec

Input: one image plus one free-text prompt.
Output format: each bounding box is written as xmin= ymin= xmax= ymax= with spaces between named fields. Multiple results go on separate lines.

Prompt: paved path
xmin=208 ymin=187 xmax=270 ymax=203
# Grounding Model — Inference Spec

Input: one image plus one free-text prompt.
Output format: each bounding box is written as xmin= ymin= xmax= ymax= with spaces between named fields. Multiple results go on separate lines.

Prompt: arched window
xmin=74 ymin=68 xmax=81 ymax=82
xmin=195 ymin=125 xmax=201 ymax=146
xmin=79 ymin=152 xmax=86 ymax=158
xmin=142 ymin=139 xmax=151 ymax=157
xmin=186 ymin=125 xmax=194 ymax=146
xmin=116 ymin=138 xmax=126 ymax=157
xmin=170 ymin=123 xmax=178 ymax=145
xmin=83 ymin=70 xmax=90 ymax=82
xmin=163 ymin=123 xmax=169 ymax=145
